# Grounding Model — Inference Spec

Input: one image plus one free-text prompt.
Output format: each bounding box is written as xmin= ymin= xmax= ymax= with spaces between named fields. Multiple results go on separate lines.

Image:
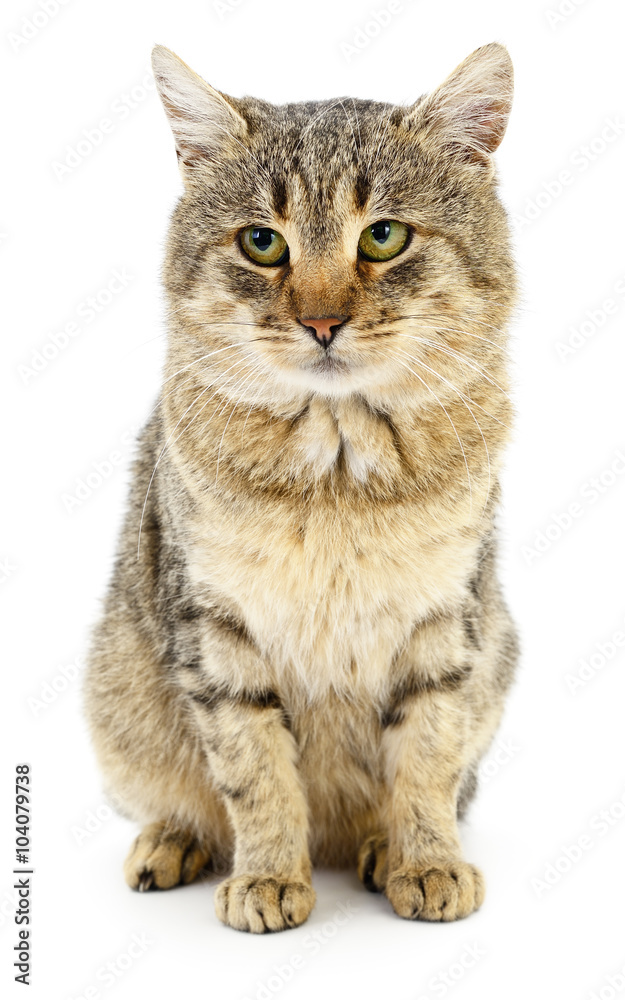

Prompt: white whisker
xmin=392 ymin=338 xmax=509 ymax=428
xmin=290 ymin=99 xmax=348 ymax=158
xmin=351 ymin=97 xmax=362 ymax=158
xmin=214 ymin=366 xmax=265 ymax=486
xmin=395 ymin=347 xmax=491 ymax=518
xmin=390 ymin=315 xmax=506 ymax=351
xmin=138 ymin=342 xmax=247 ymax=430
xmin=137 ymin=353 xmax=253 ymax=556
xmin=395 ymin=331 xmax=511 ymax=400
xmin=393 ymin=355 xmax=473 ymax=514
xmin=336 ymin=98 xmax=361 ymax=166
xmin=161 ymin=342 xmax=248 ymax=387
xmin=366 ymin=105 xmax=393 ymax=178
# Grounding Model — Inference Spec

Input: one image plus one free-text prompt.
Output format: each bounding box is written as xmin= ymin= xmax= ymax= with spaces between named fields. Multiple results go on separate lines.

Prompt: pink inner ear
xmin=419 ymin=81 xmax=512 ymax=165
xmin=465 ymin=97 xmax=510 ymax=153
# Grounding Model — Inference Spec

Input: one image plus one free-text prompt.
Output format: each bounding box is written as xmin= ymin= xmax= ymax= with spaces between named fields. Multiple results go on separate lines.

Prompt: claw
xmin=137 ymin=871 xmax=154 ymax=892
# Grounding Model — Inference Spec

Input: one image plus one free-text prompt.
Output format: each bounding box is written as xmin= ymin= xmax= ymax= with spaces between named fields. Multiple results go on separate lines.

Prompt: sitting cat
xmin=84 ymin=41 xmax=519 ymax=932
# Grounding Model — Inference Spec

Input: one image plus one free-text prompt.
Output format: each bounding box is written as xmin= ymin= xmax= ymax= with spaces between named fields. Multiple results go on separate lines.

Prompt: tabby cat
xmin=84 ymin=41 xmax=518 ymax=932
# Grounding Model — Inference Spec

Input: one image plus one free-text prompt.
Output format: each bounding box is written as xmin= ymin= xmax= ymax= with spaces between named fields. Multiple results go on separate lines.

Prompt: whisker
xmin=395 ymin=347 xmax=491 ymax=518
xmin=351 ymin=97 xmax=362 ymax=159
xmin=336 ymin=97 xmax=361 ymax=166
xmin=166 ymin=307 xmax=261 ymax=327
xmin=174 ymin=359 xmax=265 ymax=480
xmin=210 ymin=362 xmax=263 ymax=425
xmin=452 ymin=314 xmax=510 ymax=335
xmin=118 ymin=343 xmax=247 ymax=466
xmin=168 ymin=369 xmax=248 ymax=467
xmin=425 ymin=326 xmax=506 ymax=350
xmin=367 ymin=105 xmax=394 ymax=178
xmin=404 ymin=311 xmax=513 ymax=334
xmin=392 ymin=340 xmax=509 ymax=428
xmin=239 ymin=377 xmax=276 ymax=443
xmin=393 ymin=355 xmax=473 ymax=514
xmin=214 ymin=366 xmax=265 ymax=486
xmin=161 ymin=342 xmax=248 ymax=387
xmin=137 ymin=353 xmax=252 ymax=556
xmin=124 ymin=330 xmax=168 ymax=355
xmin=394 ymin=332 xmax=511 ymax=399
xmin=145 ymin=346 xmax=248 ymax=429
xmin=388 ymin=316 xmax=506 ymax=351
xmin=290 ymin=99 xmax=349 ymax=158
xmin=410 ymin=324 xmax=505 ymax=351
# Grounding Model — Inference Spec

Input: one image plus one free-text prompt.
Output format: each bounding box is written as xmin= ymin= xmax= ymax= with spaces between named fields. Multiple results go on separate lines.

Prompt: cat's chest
xmin=181 ymin=395 xmax=478 ymax=693
xmin=186 ymin=490 xmax=475 ymax=695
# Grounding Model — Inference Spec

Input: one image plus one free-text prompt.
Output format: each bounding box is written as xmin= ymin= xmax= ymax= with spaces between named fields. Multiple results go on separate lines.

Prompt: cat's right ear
xmin=406 ymin=42 xmax=513 ymax=171
xmin=151 ymin=46 xmax=248 ymax=174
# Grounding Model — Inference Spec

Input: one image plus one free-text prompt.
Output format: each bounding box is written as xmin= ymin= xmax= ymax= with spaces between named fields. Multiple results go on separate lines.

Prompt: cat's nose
xmin=298 ymin=316 xmax=348 ymax=349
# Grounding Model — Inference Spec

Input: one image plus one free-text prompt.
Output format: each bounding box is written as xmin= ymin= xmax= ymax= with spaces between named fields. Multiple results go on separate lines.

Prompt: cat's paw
xmin=385 ymin=861 xmax=485 ymax=921
xmin=124 ymin=822 xmax=210 ymax=891
xmin=357 ymin=833 xmax=388 ymax=893
xmin=215 ymin=875 xmax=316 ymax=933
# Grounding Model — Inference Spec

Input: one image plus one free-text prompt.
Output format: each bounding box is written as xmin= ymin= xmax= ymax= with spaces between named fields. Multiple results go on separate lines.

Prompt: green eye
xmin=358 ymin=220 xmax=409 ymax=262
xmin=240 ymin=226 xmax=289 ymax=266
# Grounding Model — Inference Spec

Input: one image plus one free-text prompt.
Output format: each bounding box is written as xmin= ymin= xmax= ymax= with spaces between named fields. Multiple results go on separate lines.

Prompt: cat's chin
xmin=309 ymin=355 xmax=350 ymax=378
xmin=280 ymin=356 xmax=380 ymax=398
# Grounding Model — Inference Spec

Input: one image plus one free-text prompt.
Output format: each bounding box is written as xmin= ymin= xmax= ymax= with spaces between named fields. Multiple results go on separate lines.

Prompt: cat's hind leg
xmin=357 ymin=833 xmax=389 ymax=893
xmin=124 ymin=821 xmax=211 ymax=891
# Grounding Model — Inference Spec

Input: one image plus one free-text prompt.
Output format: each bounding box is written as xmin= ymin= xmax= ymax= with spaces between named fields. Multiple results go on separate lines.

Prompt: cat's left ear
xmin=151 ymin=45 xmax=248 ymax=172
xmin=407 ymin=42 xmax=513 ymax=169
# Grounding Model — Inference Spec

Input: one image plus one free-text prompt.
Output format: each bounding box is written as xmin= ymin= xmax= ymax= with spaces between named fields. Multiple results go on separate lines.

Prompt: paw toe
xmin=124 ymin=823 xmax=210 ymax=891
xmin=215 ymin=875 xmax=315 ymax=933
xmin=386 ymin=861 xmax=484 ymax=922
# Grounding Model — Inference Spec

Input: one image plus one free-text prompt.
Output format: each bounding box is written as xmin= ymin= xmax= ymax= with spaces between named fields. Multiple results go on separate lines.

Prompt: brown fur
xmin=84 ymin=42 xmax=519 ymax=932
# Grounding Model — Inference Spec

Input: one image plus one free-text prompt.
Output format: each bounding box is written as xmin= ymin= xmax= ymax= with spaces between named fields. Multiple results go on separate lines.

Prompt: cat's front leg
xmin=380 ymin=659 xmax=484 ymax=922
xmin=187 ymin=673 xmax=314 ymax=933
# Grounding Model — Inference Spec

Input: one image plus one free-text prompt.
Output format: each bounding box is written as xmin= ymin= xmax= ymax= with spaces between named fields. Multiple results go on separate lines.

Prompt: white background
xmin=2 ymin=0 xmax=625 ymax=997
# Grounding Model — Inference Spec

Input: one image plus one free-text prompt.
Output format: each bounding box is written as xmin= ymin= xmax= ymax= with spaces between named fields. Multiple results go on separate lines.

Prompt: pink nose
xmin=298 ymin=317 xmax=345 ymax=348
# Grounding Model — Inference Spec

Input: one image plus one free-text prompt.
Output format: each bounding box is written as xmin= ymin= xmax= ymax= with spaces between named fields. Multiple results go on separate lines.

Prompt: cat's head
xmin=152 ymin=43 xmax=515 ymax=411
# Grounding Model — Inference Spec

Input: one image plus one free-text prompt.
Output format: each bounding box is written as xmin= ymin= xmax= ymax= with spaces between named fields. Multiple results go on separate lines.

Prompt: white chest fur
xmin=184 ymin=395 xmax=478 ymax=698
xmin=187 ymin=497 xmax=475 ymax=699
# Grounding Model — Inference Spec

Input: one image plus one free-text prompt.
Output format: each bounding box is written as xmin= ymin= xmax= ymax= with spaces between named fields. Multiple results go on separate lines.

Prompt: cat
xmin=84 ymin=41 xmax=519 ymax=933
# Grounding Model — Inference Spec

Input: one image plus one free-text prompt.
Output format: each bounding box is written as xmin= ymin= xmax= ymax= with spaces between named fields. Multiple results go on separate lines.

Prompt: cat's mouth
xmin=308 ymin=354 xmax=350 ymax=377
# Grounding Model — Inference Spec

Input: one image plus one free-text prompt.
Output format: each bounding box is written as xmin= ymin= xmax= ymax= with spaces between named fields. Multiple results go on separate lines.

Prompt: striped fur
xmin=84 ymin=42 xmax=519 ymax=932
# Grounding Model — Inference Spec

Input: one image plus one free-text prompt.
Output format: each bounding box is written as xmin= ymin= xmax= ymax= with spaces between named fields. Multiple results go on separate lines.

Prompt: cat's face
xmin=153 ymin=44 xmax=515 ymax=409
